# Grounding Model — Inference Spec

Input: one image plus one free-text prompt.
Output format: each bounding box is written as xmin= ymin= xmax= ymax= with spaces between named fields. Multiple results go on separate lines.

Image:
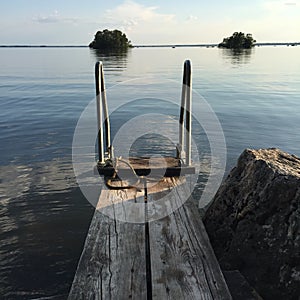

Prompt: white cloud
xmin=33 ymin=11 xmax=78 ymax=24
xmin=98 ymin=0 xmax=176 ymax=40
xmin=187 ymin=15 xmax=198 ymax=21
xmin=105 ymin=1 xmax=175 ymax=24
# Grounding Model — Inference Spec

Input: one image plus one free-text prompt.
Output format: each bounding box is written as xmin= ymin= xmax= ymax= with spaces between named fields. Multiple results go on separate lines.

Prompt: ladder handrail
xmin=95 ymin=61 xmax=112 ymax=164
xmin=177 ymin=60 xmax=192 ymax=166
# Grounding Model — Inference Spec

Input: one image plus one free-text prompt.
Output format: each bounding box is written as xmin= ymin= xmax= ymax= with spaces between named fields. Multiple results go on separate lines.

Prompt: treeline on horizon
xmin=87 ymin=29 xmax=296 ymax=50
xmin=1 ymin=42 xmax=299 ymax=48
xmin=88 ymin=29 xmax=258 ymax=50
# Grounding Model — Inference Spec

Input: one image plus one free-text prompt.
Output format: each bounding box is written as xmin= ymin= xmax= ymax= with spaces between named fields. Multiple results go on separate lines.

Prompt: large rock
xmin=203 ymin=148 xmax=300 ymax=300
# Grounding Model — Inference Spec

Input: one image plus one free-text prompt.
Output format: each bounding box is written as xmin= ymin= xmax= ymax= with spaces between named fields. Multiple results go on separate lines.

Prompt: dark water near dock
xmin=0 ymin=46 xmax=299 ymax=298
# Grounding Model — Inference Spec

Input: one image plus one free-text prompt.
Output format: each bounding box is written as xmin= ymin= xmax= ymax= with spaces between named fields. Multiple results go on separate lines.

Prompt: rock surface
xmin=204 ymin=148 xmax=300 ymax=300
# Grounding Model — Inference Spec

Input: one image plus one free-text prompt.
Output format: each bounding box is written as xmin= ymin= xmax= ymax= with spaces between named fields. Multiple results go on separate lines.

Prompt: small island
xmin=89 ymin=29 xmax=132 ymax=50
xmin=218 ymin=32 xmax=256 ymax=49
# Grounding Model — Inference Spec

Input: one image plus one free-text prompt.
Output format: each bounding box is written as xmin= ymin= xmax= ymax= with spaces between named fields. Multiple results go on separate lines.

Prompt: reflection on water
xmin=89 ymin=48 xmax=130 ymax=69
xmin=90 ymin=48 xmax=130 ymax=58
xmin=220 ymin=48 xmax=254 ymax=65
xmin=0 ymin=159 xmax=94 ymax=298
xmin=129 ymin=133 xmax=176 ymax=158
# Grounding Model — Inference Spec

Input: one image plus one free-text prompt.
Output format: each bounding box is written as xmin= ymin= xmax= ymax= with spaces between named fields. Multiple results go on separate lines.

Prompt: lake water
xmin=0 ymin=46 xmax=299 ymax=298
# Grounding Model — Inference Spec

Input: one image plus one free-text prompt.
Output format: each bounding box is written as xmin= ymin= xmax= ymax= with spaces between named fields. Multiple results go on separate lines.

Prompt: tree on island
xmin=89 ymin=29 xmax=132 ymax=50
xmin=218 ymin=32 xmax=256 ymax=49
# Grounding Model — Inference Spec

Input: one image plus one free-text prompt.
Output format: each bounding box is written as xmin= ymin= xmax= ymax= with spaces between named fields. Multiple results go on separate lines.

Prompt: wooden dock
xmin=68 ymin=177 xmax=232 ymax=299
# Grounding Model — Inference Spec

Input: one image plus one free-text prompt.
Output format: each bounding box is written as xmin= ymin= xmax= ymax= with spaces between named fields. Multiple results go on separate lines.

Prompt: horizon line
xmin=0 ymin=42 xmax=299 ymax=48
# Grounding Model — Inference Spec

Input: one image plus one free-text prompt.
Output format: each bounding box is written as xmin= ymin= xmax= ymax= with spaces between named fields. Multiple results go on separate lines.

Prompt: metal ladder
xmin=95 ymin=59 xmax=194 ymax=176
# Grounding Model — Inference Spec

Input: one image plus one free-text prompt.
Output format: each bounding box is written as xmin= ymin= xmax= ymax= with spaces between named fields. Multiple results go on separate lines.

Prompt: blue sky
xmin=0 ymin=0 xmax=299 ymax=44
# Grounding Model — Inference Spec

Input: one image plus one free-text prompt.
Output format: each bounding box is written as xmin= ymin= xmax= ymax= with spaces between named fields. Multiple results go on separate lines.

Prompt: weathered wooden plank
xmin=69 ymin=177 xmax=231 ymax=300
xmin=148 ymin=179 xmax=232 ymax=300
xmin=97 ymin=183 xmax=146 ymax=223
xmin=68 ymin=186 xmax=147 ymax=300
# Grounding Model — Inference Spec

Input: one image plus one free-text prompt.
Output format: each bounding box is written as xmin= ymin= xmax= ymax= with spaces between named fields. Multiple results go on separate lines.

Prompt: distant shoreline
xmin=0 ymin=42 xmax=299 ymax=48
xmin=0 ymin=45 xmax=87 ymax=48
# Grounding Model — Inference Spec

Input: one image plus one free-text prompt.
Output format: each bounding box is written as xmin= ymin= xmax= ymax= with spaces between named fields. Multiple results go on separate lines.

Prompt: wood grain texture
xmin=148 ymin=180 xmax=232 ymax=300
xmin=69 ymin=177 xmax=232 ymax=300
xmin=68 ymin=187 xmax=147 ymax=300
xmin=97 ymin=183 xmax=145 ymax=223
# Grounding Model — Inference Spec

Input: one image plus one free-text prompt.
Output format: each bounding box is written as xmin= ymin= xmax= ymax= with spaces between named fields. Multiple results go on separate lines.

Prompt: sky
xmin=0 ymin=0 xmax=299 ymax=45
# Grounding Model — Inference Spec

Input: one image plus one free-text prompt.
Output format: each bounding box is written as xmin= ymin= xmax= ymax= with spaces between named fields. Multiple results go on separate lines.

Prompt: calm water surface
xmin=0 ymin=46 xmax=299 ymax=298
